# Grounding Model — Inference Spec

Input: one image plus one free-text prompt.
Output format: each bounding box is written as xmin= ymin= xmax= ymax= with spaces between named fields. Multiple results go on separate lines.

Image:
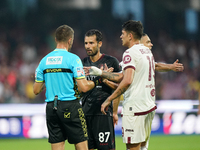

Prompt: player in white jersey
xmin=121 ymin=44 xmax=156 ymax=113
xmin=120 ymin=43 xmax=156 ymax=150
xmin=84 ymin=20 xmax=155 ymax=150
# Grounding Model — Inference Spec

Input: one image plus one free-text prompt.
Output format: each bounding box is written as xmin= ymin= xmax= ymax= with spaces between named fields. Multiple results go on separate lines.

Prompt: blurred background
xmin=0 ymin=0 xmax=200 ymax=142
xmin=0 ymin=0 xmax=200 ymax=103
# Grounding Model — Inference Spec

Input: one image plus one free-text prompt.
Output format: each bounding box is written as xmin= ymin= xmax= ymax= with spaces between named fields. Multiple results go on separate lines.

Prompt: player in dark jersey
xmin=81 ymin=29 xmax=121 ymax=150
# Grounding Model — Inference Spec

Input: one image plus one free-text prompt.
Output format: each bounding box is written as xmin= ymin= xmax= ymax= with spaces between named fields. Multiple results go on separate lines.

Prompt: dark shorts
xmin=86 ymin=115 xmax=115 ymax=150
xmin=46 ymin=100 xmax=88 ymax=144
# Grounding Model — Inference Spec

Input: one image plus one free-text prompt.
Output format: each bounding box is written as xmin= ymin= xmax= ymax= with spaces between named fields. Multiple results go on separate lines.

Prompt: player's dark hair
xmin=142 ymin=33 xmax=147 ymax=37
xmin=122 ymin=20 xmax=143 ymax=40
xmin=55 ymin=25 xmax=74 ymax=42
xmin=85 ymin=29 xmax=103 ymax=43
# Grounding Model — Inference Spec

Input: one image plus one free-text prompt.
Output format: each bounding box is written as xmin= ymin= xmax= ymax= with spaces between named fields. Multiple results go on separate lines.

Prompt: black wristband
xmin=92 ymin=76 xmax=102 ymax=86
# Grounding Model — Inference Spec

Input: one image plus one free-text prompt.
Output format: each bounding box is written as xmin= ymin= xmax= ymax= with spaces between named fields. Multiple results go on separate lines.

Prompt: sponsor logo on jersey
xmin=76 ymin=67 xmax=84 ymax=77
xmin=146 ymin=84 xmax=155 ymax=88
xmin=35 ymin=71 xmax=37 ymax=78
xmin=151 ymin=89 xmax=155 ymax=97
xmin=125 ymin=129 xmax=134 ymax=132
xmin=46 ymin=56 xmax=63 ymax=65
xmin=123 ymin=55 xmax=131 ymax=64
xmin=64 ymin=112 xmax=70 ymax=118
xmin=45 ymin=68 xmax=62 ymax=73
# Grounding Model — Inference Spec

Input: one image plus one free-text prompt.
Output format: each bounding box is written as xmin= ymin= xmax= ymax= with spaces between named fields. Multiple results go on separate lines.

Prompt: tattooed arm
xmin=101 ymin=72 xmax=123 ymax=83
xmin=84 ymin=66 xmax=123 ymax=83
xmin=101 ymin=68 xmax=134 ymax=114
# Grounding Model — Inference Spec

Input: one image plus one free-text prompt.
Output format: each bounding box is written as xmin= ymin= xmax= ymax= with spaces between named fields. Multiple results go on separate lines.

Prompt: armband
xmin=92 ymin=76 xmax=102 ymax=87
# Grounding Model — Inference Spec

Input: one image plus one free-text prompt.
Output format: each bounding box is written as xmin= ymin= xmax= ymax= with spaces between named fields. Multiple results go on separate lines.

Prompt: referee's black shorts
xmin=86 ymin=114 xmax=115 ymax=150
xmin=46 ymin=99 xmax=88 ymax=144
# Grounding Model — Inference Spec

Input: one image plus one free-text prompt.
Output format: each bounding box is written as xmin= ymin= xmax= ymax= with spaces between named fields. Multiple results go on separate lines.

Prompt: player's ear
xmin=98 ymin=41 xmax=102 ymax=48
xmin=68 ymin=37 xmax=73 ymax=45
xmin=128 ymin=32 xmax=133 ymax=40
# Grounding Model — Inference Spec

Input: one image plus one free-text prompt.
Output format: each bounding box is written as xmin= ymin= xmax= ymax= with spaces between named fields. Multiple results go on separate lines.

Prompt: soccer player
xmin=33 ymin=25 xmax=96 ymax=150
xmin=81 ymin=29 xmax=121 ymax=150
xmin=141 ymin=33 xmax=184 ymax=72
xmin=84 ymin=20 xmax=156 ymax=150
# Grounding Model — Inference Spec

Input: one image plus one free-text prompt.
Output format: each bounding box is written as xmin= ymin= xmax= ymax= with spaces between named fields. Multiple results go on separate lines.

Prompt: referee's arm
xmin=76 ymin=78 xmax=95 ymax=93
xmin=33 ymin=82 xmax=45 ymax=95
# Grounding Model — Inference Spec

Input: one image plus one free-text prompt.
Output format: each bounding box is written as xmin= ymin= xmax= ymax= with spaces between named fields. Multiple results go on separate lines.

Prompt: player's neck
xmin=90 ymin=52 xmax=102 ymax=62
xmin=128 ymin=40 xmax=140 ymax=48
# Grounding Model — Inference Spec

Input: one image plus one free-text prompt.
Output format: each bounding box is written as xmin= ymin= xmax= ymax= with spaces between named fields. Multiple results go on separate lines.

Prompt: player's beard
xmin=86 ymin=46 xmax=99 ymax=57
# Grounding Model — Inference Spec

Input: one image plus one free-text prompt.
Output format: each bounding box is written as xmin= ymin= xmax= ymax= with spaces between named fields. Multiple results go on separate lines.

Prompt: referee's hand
xmin=101 ymin=98 xmax=111 ymax=115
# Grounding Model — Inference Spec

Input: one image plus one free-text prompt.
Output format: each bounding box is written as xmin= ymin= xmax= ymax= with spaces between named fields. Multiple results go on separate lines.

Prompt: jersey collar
xmin=54 ymin=48 xmax=68 ymax=51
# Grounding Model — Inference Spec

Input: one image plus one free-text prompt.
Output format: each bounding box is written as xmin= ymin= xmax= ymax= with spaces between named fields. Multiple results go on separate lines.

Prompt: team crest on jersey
xmin=76 ymin=67 xmax=84 ymax=76
xmin=46 ymin=56 xmax=63 ymax=65
xmin=76 ymin=59 xmax=81 ymax=64
xmin=123 ymin=55 xmax=131 ymax=64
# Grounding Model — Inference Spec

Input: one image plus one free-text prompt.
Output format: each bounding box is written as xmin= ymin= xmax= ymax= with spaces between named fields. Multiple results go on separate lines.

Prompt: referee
xmin=33 ymin=25 xmax=95 ymax=150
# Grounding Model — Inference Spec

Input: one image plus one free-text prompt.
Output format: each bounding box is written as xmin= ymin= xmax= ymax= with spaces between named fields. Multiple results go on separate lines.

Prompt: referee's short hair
xmin=85 ymin=29 xmax=103 ymax=43
xmin=55 ymin=25 xmax=74 ymax=43
xmin=122 ymin=20 xmax=143 ymax=40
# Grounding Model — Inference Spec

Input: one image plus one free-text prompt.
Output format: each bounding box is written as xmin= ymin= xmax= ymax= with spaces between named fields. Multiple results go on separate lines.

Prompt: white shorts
xmin=122 ymin=110 xmax=155 ymax=144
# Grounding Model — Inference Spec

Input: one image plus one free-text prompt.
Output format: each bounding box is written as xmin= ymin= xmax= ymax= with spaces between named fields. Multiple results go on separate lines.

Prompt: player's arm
xmin=84 ymin=66 xmax=123 ymax=83
xmin=103 ymin=79 xmax=119 ymax=90
xmin=155 ymin=59 xmax=184 ymax=72
xmin=101 ymin=71 xmax=123 ymax=83
xmin=33 ymin=82 xmax=45 ymax=95
xmin=112 ymin=96 xmax=121 ymax=126
xmin=76 ymin=78 xmax=95 ymax=93
xmin=101 ymin=68 xmax=134 ymax=114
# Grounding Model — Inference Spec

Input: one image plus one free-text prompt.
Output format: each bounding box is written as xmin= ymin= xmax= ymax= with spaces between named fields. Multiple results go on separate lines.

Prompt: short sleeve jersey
xmin=121 ymin=44 xmax=156 ymax=114
xmin=81 ymin=54 xmax=121 ymax=116
xmin=35 ymin=49 xmax=85 ymax=102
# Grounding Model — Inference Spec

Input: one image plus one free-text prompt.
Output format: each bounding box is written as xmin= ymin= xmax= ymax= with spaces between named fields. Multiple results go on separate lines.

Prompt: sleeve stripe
xmin=75 ymin=76 xmax=85 ymax=79
xmin=124 ymin=66 xmax=135 ymax=71
xmin=35 ymin=80 xmax=44 ymax=82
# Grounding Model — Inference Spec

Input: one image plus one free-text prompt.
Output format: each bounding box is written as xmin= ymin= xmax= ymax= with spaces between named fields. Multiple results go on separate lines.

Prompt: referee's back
xmin=35 ymin=49 xmax=85 ymax=102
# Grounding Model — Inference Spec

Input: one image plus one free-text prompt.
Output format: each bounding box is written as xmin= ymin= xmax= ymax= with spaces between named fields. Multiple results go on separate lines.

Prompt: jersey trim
xmin=43 ymin=68 xmax=73 ymax=74
xmin=124 ymin=66 xmax=136 ymax=71
xmin=121 ymin=106 xmax=157 ymax=117
xmin=134 ymin=106 xmax=157 ymax=116
xmin=35 ymin=80 xmax=44 ymax=83
xmin=75 ymin=76 xmax=86 ymax=79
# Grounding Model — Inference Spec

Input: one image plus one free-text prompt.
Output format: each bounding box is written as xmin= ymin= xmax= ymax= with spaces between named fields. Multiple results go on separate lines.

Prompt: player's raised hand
xmin=172 ymin=59 xmax=184 ymax=72
xmin=104 ymin=63 xmax=114 ymax=72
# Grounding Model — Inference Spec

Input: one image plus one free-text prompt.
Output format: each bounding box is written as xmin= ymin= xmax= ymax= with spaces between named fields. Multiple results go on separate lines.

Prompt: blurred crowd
xmin=0 ymin=25 xmax=199 ymax=103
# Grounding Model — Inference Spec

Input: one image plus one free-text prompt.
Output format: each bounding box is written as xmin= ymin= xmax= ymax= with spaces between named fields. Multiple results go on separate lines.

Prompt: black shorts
xmin=86 ymin=115 xmax=115 ymax=150
xmin=46 ymin=100 xmax=88 ymax=144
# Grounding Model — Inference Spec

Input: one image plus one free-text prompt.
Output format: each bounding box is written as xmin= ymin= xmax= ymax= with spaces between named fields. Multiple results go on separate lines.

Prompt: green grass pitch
xmin=0 ymin=135 xmax=199 ymax=150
